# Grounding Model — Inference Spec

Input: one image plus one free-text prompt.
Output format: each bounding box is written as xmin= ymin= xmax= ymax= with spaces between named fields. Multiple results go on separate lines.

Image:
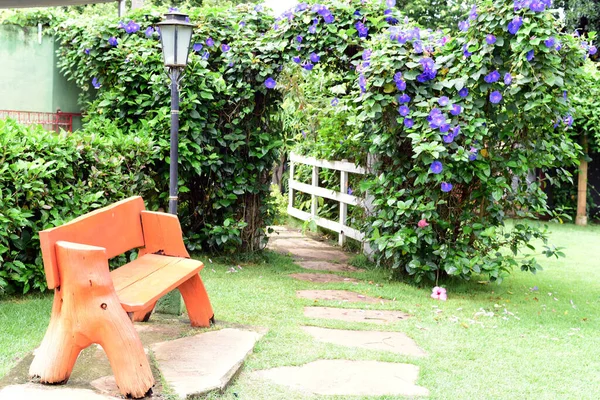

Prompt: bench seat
xmin=111 ymin=254 xmax=204 ymax=313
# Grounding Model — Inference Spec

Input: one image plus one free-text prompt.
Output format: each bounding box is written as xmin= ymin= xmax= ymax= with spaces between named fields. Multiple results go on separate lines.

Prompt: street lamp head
xmin=157 ymin=11 xmax=194 ymax=68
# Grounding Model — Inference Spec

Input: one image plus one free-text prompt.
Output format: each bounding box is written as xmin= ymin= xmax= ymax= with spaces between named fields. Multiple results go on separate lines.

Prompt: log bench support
xmin=29 ymin=196 xmax=214 ymax=398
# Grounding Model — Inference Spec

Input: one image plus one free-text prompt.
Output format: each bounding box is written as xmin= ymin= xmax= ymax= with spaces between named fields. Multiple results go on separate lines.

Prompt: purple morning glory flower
xmin=430 ymin=161 xmax=443 ymax=174
xmin=529 ymin=0 xmax=546 ymax=12
xmin=563 ymin=90 xmax=568 ymax=99
xmin=308 ymin=24 xmax=317 ymax=34
xmin=484 ymin=70 xmax=500 ymax=83
xmin=145 ymin=26 xmax=154 ymax=38
xmin=297 ymin=35 xmax=303 ymax=43
xmin=545 ymin=37 xmax=556 ymax=48
xmin=469 ymin=4 xmax=478 ymax=20
xmin=91 ymin=77 xmax=101 ymax=89
xmin=504 ymin=73 xmax=512 ymax=85
xmin=254 ymin=4 xmax=263 ymax=11
xmin=310 ymin=52 xmax=320 ymax=63
xmin=303 ymin=62 xmax=314 ymax=71
xmin=193 ymin=43 xmax=203 ymax=52
xmin=438 ymin=96 xmax=450 ymax=106
xmin=526 ymin=50 xmax=534 ymax=61
xmin=459 ymin=88 xmax=469 ymax=98
xmin=490 ymin=90 xmax=502 ymax=104
xmin=239 ymin=21 xmax=246 ymax=28
xmin=358 ymin=73 xmax=367 ymax=93
xmin=404 ymin=118 xmax=414 ymax=128
xmin=108 ymin=37 xmax=118 ymax=46
xmin=322 ymin=12 xmax=334 ymax=24
xmin=413 ymin=40 xmax=424 ymax=54
xmin=458 ymin=20 xmax=470 ymax=32
xmin=221 ymin=44 xmax=231 ymax=52
xmin=125 ymin=20 xmax=140 ymax=34
xmin=398 ymin=94 xmax=411 ymax=103
xmin=440 ymin=124 xmax=451 ymax=133
xmin=398 ymin=105 xmax=410 ymax=116
xmin=117 ymin=20 xmax=125 ymax=29
xmin=564 ymin=114 xmax=574 ymax=127
xmin=168 ymin=7 xmax=178 ymax=12
xmin=450 ymin=104 xmax=462 ymax=116
xmin=202 ymin=51 xmax=210 ymax=60
xmin=508 ymin=17 xmax=522 ymax=35
xmin=384 ymin=9 xmax=398 ymax=25
xmin=443 ymin=133 xmax=455 ymax=143
xmin=331 ymin=97 xmax=339 ymax=106
xmin=590 ymin=46 xmax=597 ymax=55
xmin=386 ymin=0 xmax=396 ymax=7
xmin=486 ymin=34 xmax=496 ymax=45
xmin=428 ymin=108 xmax=446 ymax=129
xmin=441 ymin=182 xmax=453 ymax=192
xmin=453 ymin=125 xmax=461 ymax=136
xmin=292 ymin=56 xmax=301 ymax=63
xmin=347 ymin=187 xmax=354 ymax=195
xmin=462 ymin=43 xmax=472 ymax=58
xmin=356 ymin=21 xmax=368 ymax=38
xmin=264 ymin=77 xmax=276 ymax=89
xmin=469 ymin=147 xmax=478 ymax=161
xmin=84 ymin=48 xmax=90 ymax=55
xmin=206 ymin=38 xmax=214 ymax=47
xmin=396 ymin=79 xmax=406 ymax=91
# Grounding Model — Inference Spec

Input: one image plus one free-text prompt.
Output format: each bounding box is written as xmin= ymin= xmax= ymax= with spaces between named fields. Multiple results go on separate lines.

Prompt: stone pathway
xmin=259 ymin=225 xmax=430 ymax=397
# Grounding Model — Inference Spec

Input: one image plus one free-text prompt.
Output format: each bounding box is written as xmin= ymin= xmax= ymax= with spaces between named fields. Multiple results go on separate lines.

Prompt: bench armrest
xmin=138 ymin=211 xmax=190 ymax=258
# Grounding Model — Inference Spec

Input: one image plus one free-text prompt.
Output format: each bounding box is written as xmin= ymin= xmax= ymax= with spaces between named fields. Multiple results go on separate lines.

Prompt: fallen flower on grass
xmin=431 ymin=286 xmax=447 ymax=301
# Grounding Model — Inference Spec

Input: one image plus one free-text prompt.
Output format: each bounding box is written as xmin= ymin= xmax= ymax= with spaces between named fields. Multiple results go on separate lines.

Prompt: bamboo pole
xmin=576 ymin=134 xmax=588 ymax=226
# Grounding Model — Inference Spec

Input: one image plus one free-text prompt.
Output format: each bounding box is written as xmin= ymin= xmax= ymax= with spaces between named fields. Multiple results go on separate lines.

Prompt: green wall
xmin=0 ymin=24 xmax=82 ymax=128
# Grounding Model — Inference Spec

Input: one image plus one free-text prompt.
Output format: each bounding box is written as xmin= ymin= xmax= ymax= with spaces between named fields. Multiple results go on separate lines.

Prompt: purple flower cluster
xmin=394 ymin=72 xmax=406 ymax=91
xmin=356 ymin=21 xmax=368 ymax=38
xmin=428 ymin=108 xmax=448 ymax=131
xmin=484 ymin=70 xmax=500 ymax=83
xmin=312 ymin=4 xmax=334 ymax=23
xmin=514 ymin=0 xmax=552 ymax=12
xmin=417 ymin=57 xmax=437 ymax=82
xmin=124 ymin=20 xmax=140 ymax=34
xmin=507 ymin=16 xmax=523 ymax=35
xmin=384 ymin=9 xmax=398 ymax=25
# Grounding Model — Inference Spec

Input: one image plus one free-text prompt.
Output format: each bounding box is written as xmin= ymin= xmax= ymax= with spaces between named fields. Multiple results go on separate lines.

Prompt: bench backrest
xmin=40 ymin=196 xmax=146 ymax=289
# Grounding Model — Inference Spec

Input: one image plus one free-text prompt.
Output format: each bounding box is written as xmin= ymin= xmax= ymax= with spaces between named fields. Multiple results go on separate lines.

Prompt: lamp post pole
xmin=168 ymin=68 xmax=181 ymax=215
xmin=158 ymin=11 xmax=193 ymax=215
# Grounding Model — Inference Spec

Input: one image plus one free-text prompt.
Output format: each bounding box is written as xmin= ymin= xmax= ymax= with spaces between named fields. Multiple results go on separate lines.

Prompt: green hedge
xmin=0 ymin=119 xmax=156 ymax=294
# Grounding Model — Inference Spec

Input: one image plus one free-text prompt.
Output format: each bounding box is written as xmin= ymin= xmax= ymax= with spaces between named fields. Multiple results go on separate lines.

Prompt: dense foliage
xmin=0 ymin=119 xmax=155 ymax=294
xmin=271 ymin=0 xmax=589 ymax=283
xmin=54 ymin=5 xmax=283 ymax=252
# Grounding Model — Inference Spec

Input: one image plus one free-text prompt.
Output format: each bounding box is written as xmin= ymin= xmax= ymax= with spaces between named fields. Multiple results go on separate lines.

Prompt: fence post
xmin=288 ymin=158 xmax=295 ymax=211
xmin=311 ymin=165 xmax=319 ymax=217
xmin=363 ymin=153 xmax=378 ymax=259
xmin=339 ymin=160 xmax=348 ymax=247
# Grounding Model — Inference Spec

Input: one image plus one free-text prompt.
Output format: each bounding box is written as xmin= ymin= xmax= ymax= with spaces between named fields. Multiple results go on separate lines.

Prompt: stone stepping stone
xmin=151 ymin=328 xmax=262 ymax=399
xmin=295 ymin=260 xmax=359 ymax=272
xmin=297 ymin=290 xmax=389 ymax=304
xmin=289 ymin=273 xmax=359 ymax=283
xmin=253 ymin=359 xmax=429 ymax=396
xmin=301 ymin=326 xmax=426 ymax=357
xmin=0 ymin=384 xmax=119 ymax=400
xmin=304 ymin=306 xmax=409 ymax=324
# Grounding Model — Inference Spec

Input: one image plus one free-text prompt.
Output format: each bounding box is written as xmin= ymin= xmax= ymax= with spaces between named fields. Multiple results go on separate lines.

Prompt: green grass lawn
xmin=1 ymin=221 xmax=600 ymax=399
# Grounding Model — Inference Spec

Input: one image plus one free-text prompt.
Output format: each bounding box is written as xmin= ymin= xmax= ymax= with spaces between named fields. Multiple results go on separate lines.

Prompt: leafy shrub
xmin=54 ymin=4 xmax=283 ymax=253
xmin=0 ymin=119 xmax=156 ymax=294
xmin=272 ymin=0 xmax=587 ymax=283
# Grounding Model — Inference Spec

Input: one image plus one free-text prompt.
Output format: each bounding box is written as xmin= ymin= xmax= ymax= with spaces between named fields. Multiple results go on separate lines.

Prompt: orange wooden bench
xmin=29 ymin=196 xmax=214 ymax=398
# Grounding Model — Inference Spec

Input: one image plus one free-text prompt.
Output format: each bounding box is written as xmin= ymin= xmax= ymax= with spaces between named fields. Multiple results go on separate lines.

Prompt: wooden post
xmin=29 ymin=242 xmax=154 ymax=399
xmin=339 ymin=160 xmax=348 ymax=247
xmin=288 ymin=159 xmax=295 ymax=211
xmin=311 ymin=165 xmax=319 ymax=217
xmin=363 ymin=153 xmax=378 ymax=259
xmin=576 ymin=134 xmax=588 ymax=226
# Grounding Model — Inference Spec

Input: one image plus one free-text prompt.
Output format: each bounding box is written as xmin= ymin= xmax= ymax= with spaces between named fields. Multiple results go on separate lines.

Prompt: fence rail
xmin=287 ymin=152 xmax=366 ymax=246
xmin=0 ymin=110 xmax=81 ymax=132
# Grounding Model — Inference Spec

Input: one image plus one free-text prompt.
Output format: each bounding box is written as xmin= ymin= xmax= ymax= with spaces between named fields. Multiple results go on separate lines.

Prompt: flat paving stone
xmin=151 ymin=328 xmax=262 ymax=399
xmin=254 ymin=359 xmax=429 ymax=397
xmin=289 ymin=273 xmax=359 ymax=283
xmin=295 ymin=260 xmax=359 ymax=272
xmin=304 ymin=306 xmax=410 ymax=324
xmin=297 ymin=290 xmax=390 ymax=304
xmin=0 ymin=384 xmax=120 ymax=400
xmin=301 ymin=326 xmax=426 ymax=356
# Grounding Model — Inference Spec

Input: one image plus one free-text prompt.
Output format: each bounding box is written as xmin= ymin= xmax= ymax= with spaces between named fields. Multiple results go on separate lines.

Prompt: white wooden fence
xmin=287 ymin=152 xmax=366 ymax=246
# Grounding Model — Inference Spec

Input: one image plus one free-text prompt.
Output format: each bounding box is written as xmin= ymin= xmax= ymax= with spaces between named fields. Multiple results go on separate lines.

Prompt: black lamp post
xmin=157 ymin=11 xmax=193 ymax=215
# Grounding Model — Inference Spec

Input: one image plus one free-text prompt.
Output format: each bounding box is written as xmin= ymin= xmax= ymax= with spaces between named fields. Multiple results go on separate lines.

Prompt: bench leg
xmin=178 ymin=273 xmax=214 ymax=327
xmin=30 ymin=242 xmax=154 ymax=399
xmin=132 ymin=302 xmax=156 ymax=322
